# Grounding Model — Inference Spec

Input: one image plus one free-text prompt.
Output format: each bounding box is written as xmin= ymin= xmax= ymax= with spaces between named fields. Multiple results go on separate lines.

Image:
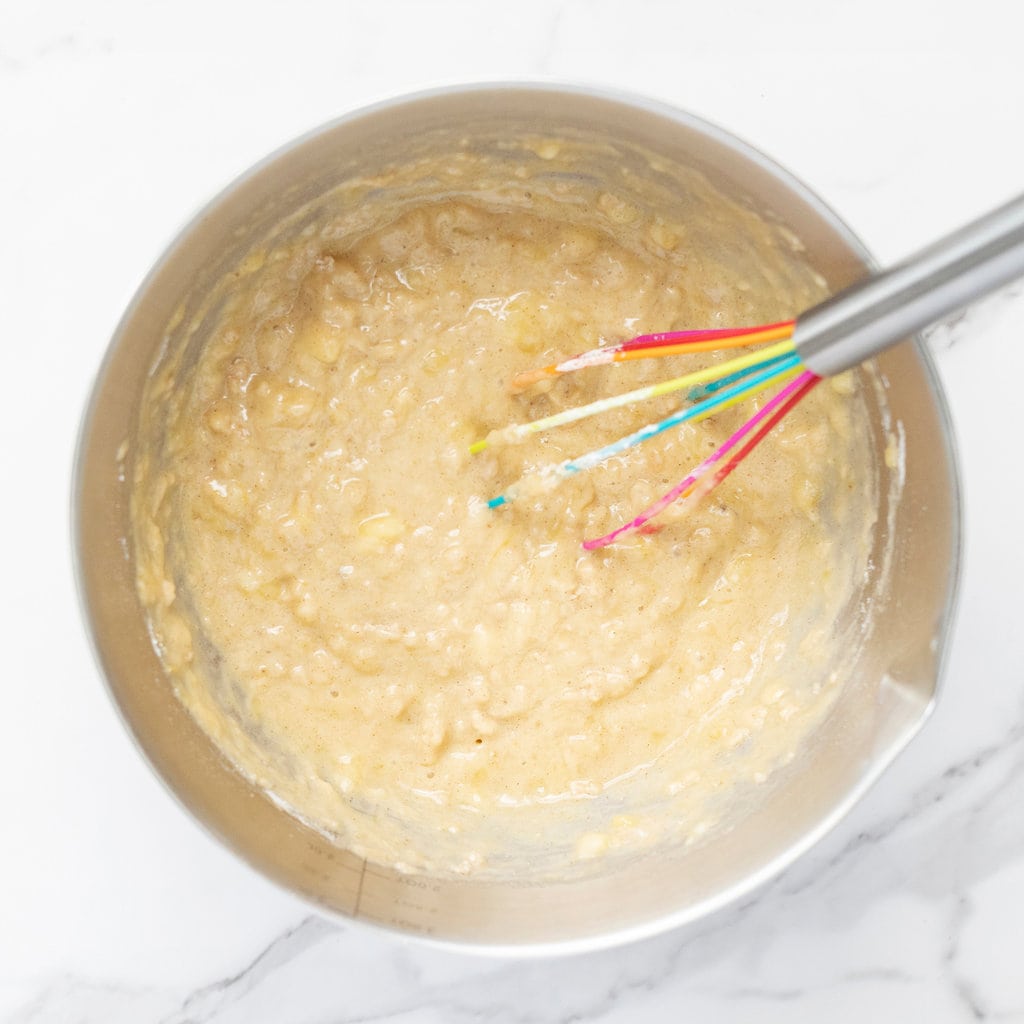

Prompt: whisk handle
xmin=794 ymin=192 xmax=1024 ymax=378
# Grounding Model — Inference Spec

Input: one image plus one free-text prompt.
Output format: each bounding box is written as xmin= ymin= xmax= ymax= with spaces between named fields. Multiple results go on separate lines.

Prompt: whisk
xmin=472 ymin=192 xmax=1024 ymax=549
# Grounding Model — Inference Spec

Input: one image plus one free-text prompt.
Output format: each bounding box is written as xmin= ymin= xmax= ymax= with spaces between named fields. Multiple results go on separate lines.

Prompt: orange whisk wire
xmin=509 ymin=321 xmax=795 ymax=391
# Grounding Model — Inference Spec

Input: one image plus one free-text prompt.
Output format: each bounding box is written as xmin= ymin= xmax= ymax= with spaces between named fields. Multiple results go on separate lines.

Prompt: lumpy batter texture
xmin=132 ymin=138 xmax=877 ymax=877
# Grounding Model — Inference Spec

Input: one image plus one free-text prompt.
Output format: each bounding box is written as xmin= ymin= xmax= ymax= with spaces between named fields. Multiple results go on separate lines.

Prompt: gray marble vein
xmin=924 ymin=282 xmax=1024 ymax=352
xmin=159 ymin=917 xmax=337 ymax=1024
xmin=529 ymin=0 xmax=569 ymax=77
xmin=4 ymin=975 xmax=171 ymax=1024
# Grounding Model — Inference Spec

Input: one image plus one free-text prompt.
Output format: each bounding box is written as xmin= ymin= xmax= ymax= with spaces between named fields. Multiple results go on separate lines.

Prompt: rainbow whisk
xmin=472 ymin=192 xmax=1024 ymax=549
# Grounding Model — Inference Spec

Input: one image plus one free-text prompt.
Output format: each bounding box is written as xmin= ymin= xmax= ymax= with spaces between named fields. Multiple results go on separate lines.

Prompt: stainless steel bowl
xmin=74 ymin=84 xmax=961 ymax=954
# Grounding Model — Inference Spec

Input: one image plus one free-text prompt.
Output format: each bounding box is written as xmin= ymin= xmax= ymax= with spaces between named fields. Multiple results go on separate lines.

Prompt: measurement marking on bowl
xmin=353 ymin=858 xmax=368 ymax=915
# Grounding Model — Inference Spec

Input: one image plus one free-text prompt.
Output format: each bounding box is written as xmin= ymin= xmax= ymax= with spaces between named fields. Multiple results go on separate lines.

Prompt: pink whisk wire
xmin=582 ymin=371 xmax=820 ymax=550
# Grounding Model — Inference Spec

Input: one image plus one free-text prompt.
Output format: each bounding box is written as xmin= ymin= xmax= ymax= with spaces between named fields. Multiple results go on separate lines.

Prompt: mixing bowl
xmin=73 ymin=84 xmax=960 ymax=954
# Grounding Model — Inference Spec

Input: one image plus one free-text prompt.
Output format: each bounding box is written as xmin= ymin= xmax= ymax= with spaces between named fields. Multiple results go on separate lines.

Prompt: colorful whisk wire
xmin=470 ymin=191 xmax=1024 ymax=549
xmin=473 ymin=320 xmax=817 ymax=547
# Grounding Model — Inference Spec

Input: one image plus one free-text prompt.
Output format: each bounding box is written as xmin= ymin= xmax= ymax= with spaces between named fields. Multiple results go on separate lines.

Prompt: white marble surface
xmin=3 ymin=0 xmax=1024 ymax=1020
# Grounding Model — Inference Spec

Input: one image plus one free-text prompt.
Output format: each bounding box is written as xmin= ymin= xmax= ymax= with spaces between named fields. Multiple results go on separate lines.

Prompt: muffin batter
xmin=131 ymin=137 xmax=878 ymax=877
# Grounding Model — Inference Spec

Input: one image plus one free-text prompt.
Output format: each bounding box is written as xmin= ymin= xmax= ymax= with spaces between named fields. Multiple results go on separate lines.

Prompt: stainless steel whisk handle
xmin=794 ymin=192 xmax=1024 ymax=378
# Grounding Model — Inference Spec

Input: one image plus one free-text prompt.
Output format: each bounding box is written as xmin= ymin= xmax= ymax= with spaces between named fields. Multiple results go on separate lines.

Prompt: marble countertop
xmin=4 ymin=0 xmax=1024 ymax=1020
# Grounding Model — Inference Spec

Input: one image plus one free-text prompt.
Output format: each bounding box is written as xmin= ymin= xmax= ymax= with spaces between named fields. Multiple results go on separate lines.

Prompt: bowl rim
xmin=71 ymin=79 xmax=963 ymax=956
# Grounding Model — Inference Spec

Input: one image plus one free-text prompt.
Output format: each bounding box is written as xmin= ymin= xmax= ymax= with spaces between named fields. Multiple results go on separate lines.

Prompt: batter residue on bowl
xmin=131 ymin=136 xmax=878 ymax=877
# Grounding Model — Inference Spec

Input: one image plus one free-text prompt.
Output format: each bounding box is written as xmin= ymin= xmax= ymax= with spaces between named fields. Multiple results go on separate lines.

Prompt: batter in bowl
xmin=131 ymin=136 xmax=879 ymax=877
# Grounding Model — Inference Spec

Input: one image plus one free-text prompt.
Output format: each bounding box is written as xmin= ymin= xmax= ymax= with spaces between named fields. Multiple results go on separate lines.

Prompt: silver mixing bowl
xmin=73 ymin=84 xmax=960 ymax=954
